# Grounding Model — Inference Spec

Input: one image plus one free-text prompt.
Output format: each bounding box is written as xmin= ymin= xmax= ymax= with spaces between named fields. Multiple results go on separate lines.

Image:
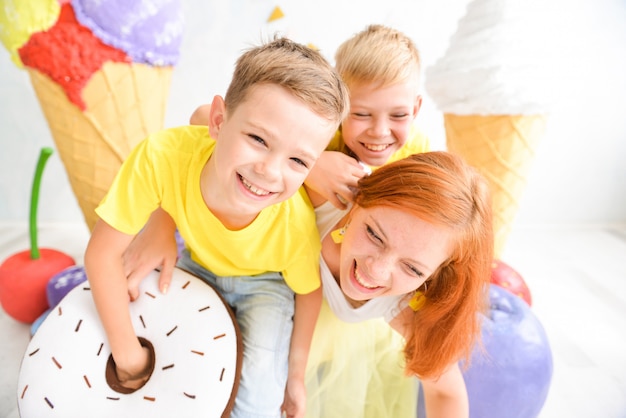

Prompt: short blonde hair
xmin=335 ymin=24 xmax=421 ymax=90
xmin=225 ymin=37 xmax=349 ymax=128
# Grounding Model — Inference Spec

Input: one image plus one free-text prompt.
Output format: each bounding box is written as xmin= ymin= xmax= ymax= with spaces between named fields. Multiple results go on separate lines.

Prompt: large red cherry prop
xmin=491 ymin=260 xmax=532 ymax=306
xmin=0 ymin=148 xmax=75 ymax=323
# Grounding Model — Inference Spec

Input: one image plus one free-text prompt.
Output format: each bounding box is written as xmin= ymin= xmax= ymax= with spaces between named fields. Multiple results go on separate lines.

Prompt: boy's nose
xmin=368 ymin=118 xmax=391 ymax=138
xmin=254 ymin=156 xmax=281 ymax=180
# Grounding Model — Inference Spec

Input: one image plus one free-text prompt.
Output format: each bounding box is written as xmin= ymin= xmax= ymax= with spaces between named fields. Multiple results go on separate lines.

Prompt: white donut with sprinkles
xmin=17 ymin=267 xmax=242 ymax=417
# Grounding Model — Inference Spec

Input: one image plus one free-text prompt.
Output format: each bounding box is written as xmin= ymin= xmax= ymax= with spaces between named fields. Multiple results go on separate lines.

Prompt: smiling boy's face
xmin=341 ymin=81 xmax=421 ymax=167
xmin=203 ymin=83 xmax=336 ymax=229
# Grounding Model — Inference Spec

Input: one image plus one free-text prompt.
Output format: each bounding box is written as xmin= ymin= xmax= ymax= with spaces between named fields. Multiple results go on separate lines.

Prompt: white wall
xmin=1 ymin=0 xmax=625 ymax=226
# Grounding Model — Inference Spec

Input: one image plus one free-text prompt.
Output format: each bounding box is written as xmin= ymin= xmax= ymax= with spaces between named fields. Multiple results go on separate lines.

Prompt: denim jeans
xmin=178 ymin=251 xmax=295 ymax=418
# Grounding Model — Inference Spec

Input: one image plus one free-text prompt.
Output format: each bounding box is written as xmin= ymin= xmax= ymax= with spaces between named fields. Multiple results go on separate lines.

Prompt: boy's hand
xmin=305 ymin=151 xmax=368 ymax=209
xmin=112 ymin=344 xmax=153 ymax=391
xmin=282 ymin=377 xmax=306 ymax=418
xmin=123 ymin=209 xmax=178 ymax=299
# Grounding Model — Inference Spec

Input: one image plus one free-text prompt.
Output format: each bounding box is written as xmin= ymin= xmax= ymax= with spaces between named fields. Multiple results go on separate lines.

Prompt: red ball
xmin=490 ymin=260 xmax=532 ymax=306
xmin=0 ymin=249 xmax=75 ymax=323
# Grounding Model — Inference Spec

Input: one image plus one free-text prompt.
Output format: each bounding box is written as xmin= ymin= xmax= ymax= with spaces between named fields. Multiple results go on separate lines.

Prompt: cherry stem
xmin=29 ymin=147 xmax=54 ymax=260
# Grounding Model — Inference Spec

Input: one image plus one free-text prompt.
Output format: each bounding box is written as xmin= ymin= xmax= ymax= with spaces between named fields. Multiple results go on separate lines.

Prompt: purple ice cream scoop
xmin=71 ymin=0 xmax=184 ymax=66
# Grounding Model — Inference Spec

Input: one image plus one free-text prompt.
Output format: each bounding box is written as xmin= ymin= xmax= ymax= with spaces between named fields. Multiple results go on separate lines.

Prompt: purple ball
xmin=418 ymin=284 xmax=553 ymax=418
xmin=175 ymin=228 xmax=185 ymax=259
xmin=46 ymin=265 xmax=88 ymax=308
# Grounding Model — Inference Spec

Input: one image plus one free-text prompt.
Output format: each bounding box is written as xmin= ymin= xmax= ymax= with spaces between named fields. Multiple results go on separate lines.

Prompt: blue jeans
xmin=178 ymin=251 xmax=295 ymax=418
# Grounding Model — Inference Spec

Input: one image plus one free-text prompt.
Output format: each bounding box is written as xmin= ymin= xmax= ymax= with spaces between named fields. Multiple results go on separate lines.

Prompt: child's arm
xmin=84 ymin=220 xmax=151 ymax=389
xmin=420 ymin=363 xmax=469 ymax=418
xmin=189 ymin=104 xmax=211 ymax=125
xmin=282 ymin=287 xmax=323 ymax=418
xmin=304 ymin=151 xmax=367 ymax=209
xmin=123 ymin=208 xmax=178 ymax=297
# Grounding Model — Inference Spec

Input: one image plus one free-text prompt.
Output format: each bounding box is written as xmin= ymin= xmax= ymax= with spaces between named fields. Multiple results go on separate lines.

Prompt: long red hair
xmin=354 ymin=151 xmax=493 ymax=378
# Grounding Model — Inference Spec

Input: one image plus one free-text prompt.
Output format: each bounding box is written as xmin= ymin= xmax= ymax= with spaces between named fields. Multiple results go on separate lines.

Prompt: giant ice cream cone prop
xmin=26 ymin=62 xmax=172 ymax=230
xmin=426 ymin=0 xmax=552 ymax=258
xmin=1 ymin=0 xmax=183 ymax=230
xmin=444 ymin=114 xmax=546 ymax=258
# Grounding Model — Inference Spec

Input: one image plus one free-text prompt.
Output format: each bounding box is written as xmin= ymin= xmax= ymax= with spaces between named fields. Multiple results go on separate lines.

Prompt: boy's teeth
xmin=241 ymin=177 xmax=270 ymax=196
xmin=364 ymin=143 xmax=388 ymax=151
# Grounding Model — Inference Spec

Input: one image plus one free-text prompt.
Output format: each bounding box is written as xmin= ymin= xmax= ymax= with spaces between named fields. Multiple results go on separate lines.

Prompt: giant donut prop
xmin=17 ymin=267 xmax=242 ymax=417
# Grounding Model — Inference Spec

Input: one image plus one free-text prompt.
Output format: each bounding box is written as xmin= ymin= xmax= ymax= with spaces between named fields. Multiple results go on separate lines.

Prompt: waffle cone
xmin=444 ymin=114 xmax=547 ymax=258
xmin=27 ymin=62 xmax=172 ymax=230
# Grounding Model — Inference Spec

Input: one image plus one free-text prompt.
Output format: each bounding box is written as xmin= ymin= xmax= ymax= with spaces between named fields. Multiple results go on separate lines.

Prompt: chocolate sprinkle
xmin=106 ymin=397 xmax=120 ymax=401
xmin=145 ymin=291 xmax=156 ymax=298
xmin=21 ymin=385 xmax=28 ymax=399
xmin=75 ymin=319 xmax=83 ymax=332
xmin=162 ymin=364 xmax=175 ymax=370
xmin=44 ymin=397 xmax=54 ymax=408
xmin=140 ymin=315 xmax=146 ymax=328
xmin=182 ymin=280 xmax=190 ymax=289
xmin=84 ymin=375 xmax=91 ymax=388
xmin=213 ymin=333 xmax=226 ymax=340
xmin=144 ymin=396 xmax=156 ymax=402
xmin=166 ymin=326 xmax=178 ymax=336
xmin=52 ymin=357 xmax=62 ymax=369
xmin=191 ymin=350 xmax=204 ymax=356
xmin=199 ymin=305 xmax=211 ymax=312
xmin=28 ymin=348 xmax=39 ymax=357
xmin=184 ymin=392 xmax=196 ymax=399
xmin=220 ymin=368 xmax=225 ymax=381
xmin=97 ymin=343 xmax=104 ymax=356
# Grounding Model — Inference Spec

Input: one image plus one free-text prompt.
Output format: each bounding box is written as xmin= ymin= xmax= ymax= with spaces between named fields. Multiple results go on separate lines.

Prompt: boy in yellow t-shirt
xmin=84 ymin=37 xmax=348 ymax=418
xmin=182 ymin=26 xmax=428 ymax=416
xmin=305 ymin=24 xmax=430 ymax=208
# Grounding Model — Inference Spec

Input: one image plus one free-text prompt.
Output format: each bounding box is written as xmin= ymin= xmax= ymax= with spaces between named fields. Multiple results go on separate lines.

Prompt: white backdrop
xmin=1 ymin=0 xmax=625 ymax=226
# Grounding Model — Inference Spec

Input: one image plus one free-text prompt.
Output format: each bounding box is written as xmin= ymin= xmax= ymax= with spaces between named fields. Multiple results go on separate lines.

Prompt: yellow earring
xmin=330 ymin=227 xmax=346 ymax=243
xmin=408 ymin=291 xmax=426 ymax=311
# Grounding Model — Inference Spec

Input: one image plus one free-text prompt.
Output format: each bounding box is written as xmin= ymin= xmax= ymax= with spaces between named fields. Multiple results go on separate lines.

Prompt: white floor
xmin=1 ymin=222 xmax=625 ymax=417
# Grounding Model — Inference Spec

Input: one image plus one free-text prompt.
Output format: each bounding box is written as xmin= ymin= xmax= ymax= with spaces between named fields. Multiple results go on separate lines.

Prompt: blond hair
xmin=225 ymin=37 xmax=349 ymax=128
xmin=335 ymin=24 xmax=421 ymax=90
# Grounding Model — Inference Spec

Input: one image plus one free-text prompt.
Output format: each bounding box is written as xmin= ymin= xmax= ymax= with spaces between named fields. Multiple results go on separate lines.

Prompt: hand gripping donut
xmin=17 ymin=267 xmax=242 ymax=417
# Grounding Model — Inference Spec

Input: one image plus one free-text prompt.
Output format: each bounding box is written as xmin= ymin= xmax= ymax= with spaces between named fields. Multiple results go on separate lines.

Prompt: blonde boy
xmin=305 ymin=24 xmax=430 ymax=208
xmin=85 ymin=37 xmax=348 ymax=418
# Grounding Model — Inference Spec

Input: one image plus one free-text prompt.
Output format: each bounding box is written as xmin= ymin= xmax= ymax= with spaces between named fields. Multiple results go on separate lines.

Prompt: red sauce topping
xmin=18 ymin=4 xmax=130 ymax=110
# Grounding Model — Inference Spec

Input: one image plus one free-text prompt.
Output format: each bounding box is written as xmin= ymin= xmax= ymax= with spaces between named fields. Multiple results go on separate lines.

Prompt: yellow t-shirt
xmin=327 ymin=123 xmax=431 ymax=168
xmin=96 ymin=125 xmax=321 ymax=294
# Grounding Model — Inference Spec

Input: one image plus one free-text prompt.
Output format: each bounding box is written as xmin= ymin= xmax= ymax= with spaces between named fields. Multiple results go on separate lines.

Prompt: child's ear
xmin=412 ymin=95 xmax=423 ymax=119
xmin=208 ymin=95 xmax=226 ymax=138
